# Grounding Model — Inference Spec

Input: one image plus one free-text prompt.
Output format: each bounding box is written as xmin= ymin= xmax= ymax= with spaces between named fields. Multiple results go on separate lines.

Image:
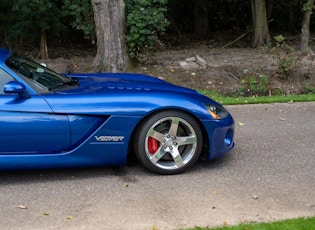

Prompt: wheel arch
xmin=126 ymin=108 xmax=210 ymax=164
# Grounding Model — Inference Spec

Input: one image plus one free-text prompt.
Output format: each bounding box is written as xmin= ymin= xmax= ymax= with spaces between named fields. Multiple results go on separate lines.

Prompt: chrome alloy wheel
xmin=134 ymin=111 xmax=203 ymax=174
xmin=145 ymin=117 xmax=197 ymax=170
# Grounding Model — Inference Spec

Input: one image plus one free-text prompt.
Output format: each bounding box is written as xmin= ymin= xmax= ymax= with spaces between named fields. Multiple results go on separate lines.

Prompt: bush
xmin=273 ymin=35 xmax=300 ymax=80
xmin=125 ymin=0 xmax=170 ymax=61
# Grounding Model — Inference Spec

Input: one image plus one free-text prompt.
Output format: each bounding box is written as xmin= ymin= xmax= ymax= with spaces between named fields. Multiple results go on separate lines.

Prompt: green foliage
xmin=0 ymin=0 xmax=15 ymax=47
xmin=168 ymin=0 xmax=251 ymax=36
xmin=272 ymin=35 xmax=299 ymax=80
xmin=1 ymin=0 xmax=314 ymax=59
xmin=199 ymin=89 xmax=315 ymax=105
xmin=250 ymin=74 xmax=269 ymax=94
xmin=303 ymin=83 xmax=315 ymax=94
xmin=0 ymin=0 xmax=95 ymax=49
xmin=12 ymin=0 xmax=63 ymax=37
xmin=125 ymin=0 xmax=170 ymax=60
xmin=0 ymin=0 xmax=96 ymax=48
xmin=273 ymin=35 xmax=286 ymax=44
xmin=301 ymin=0 xmax=314 ymax=12
xmin=185 ymin=216 xmax=315 ymax=230
xmin=237 ymin=72 xmax=270 ymax=96
xmin=62 ymin=0 xmax=95 ymax=40
xmin=0 ymin=0 xmax=64 ymax=48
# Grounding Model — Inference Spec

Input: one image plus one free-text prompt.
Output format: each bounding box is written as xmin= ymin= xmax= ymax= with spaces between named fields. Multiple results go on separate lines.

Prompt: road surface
xmin=0 ymin=102 xmax=314 ymax=230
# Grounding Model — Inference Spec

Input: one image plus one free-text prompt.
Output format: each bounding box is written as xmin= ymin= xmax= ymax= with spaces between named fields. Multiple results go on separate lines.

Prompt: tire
xmin=134 ymin=110 xmax=203 ymax=175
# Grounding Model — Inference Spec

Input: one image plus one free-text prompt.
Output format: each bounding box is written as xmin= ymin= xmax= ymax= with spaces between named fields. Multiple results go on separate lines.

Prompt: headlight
xmin=205 ymin=104 xmax=228 ymax=119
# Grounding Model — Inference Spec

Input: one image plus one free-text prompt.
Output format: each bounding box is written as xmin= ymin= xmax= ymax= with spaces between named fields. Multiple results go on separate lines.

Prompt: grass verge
xmin=184 ymin=216 xmax=315 ymax=230
xmin=198 ymin=90 xmax=315 ymax=105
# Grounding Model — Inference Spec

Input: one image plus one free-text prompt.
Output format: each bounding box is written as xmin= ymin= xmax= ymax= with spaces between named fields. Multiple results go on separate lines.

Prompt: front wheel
xmin=134 ymin=111 xmax=203 ymax=174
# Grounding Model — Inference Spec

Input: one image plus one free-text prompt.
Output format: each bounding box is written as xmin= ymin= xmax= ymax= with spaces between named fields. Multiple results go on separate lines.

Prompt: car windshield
xmin=5 ymin=54 xmax=78 ymax=92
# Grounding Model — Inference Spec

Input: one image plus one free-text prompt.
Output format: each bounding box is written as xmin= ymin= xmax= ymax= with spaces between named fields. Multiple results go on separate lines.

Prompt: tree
xmin=251 ymin=0 xmax=271 ymax=47
xmin=12 ymin=0 xmax=64 ymax=58
xmin=62 ymin=0 xmax=95 ymax=42
xmin=125 ymin=0 xmax=169 ymax=60
xmin=0 ymin=1 xmax=17 ymax=48
xmin=91 ymin=0 xmax=129 ymax=72
xmin=300 ymin=0 xmax=314 ymax=51
xmin=193 ymin=0 xmax=211 ymax=38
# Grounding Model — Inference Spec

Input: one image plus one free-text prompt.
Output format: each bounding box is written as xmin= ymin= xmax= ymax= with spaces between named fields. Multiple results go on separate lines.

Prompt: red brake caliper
xmin=148 ymin=137 xmax=159 ymax=155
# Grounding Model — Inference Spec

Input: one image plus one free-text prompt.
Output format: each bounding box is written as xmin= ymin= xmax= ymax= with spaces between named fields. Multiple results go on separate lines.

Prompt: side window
xmin=0 ymin=68 xmax=14 ymax=94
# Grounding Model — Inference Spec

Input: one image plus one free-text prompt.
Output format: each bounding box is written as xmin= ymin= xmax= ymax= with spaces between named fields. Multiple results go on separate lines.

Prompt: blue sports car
xmin=0 ymin=47 xmax=234 ymax=174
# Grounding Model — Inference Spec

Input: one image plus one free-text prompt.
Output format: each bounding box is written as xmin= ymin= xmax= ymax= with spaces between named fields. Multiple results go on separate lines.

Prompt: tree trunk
xmin=300 ymin=0 xmax=314 ymax=51
xmin=251 ymin=0 xmax=256 ymax=28
xmin=266 ymin=0 xmax=273 ymax=19
xmin=251 ymin=0 xmax=271 ymax=47
xmin=91 ymin=0 xmax=129 ymax=72
xmin=39 ymin=30 xmax=48 ymax=59
xmin=193 ymin=0 xmax=210 ymax=39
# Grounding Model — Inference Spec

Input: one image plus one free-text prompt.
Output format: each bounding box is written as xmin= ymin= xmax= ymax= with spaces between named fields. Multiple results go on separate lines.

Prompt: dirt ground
xmin=39 ymin=41 xmax=315 ymax=97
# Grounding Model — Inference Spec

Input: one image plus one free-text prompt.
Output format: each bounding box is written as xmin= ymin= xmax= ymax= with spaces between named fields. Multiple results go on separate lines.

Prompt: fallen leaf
xmin=17 ymin=205 xmax=27 ymax=209
xmin=43 ymin=212 xmax=50 ymax=216
xmin=252 ymin=195 xmax=258 ymax=200
xmin=66 ymin=215 xmax=73 ymax=220
xmin=238 ymin=121 xmax=244 ymax=126
xmin=150 ymin=225 xmax=157 ymax=230
xmin=280 ymin=118 xmax=286 ymax=121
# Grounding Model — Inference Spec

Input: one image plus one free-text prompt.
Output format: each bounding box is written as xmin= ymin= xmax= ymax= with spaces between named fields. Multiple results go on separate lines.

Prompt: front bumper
xmin=202 ymin=114 xmax=235 ymax=161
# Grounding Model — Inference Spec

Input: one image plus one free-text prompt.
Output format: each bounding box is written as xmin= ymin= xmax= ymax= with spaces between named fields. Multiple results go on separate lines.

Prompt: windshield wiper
xmin=49 ymin=79 xmax=79 ymax=91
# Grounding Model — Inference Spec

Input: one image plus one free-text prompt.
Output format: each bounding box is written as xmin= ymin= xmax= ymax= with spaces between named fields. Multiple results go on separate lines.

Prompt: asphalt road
xmin=0 ymin=102 xmax=314 ymax=230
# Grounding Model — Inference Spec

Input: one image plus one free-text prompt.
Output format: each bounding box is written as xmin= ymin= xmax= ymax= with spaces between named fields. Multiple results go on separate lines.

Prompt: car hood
xmin=61 ymin=72 xmax=196 ymax=95
xmin=42 ymin=72 xmax=218 ymax=118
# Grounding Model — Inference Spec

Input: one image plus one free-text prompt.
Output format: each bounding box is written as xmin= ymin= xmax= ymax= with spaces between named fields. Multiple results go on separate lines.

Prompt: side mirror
xmin=4 ymin=81 xmax=31 ymax=99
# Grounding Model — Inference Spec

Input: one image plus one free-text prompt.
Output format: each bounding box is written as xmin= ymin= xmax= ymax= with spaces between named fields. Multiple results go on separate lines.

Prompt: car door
xmin=0 ymin=68 xmax=70 ymax=154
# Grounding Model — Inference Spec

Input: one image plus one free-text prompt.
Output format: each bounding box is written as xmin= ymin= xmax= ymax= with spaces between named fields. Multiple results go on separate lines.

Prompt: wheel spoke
xmin=150 ymin=148 xmax=167 ymax=164
xmin=147 ymin=129 xmax=165 ymax=142
xmin=168 ymin=118 xmax=180 ymax=136
xmin=176 ymin=135 xmax=197 ymax=146
xmin=171 ymin=149 xmax=184 ymax=168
